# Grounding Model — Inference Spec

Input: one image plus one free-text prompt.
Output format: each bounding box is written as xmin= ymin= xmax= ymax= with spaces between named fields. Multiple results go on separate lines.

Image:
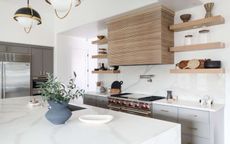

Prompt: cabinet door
xmin=43 ymin=49 xmax=53 ymax=75
xmin=83 ymin=95 xmax=96 ymax=106
xmin=152 ymin=104 xmax=178 ymax=122
xmin=0 ymin=45 xmax=7 ymax=52
xmin=182 ymin=134 xmax=210 ymax=144
xmin=7 ymin=45 xmax=31 ymax=54
xmin=31 ymin=48 xmax=43 ymax=77
xmin=97 ymin=96 xmax=108 ymax=109
xmin=178 ymin=108 xmax=210 ymax=139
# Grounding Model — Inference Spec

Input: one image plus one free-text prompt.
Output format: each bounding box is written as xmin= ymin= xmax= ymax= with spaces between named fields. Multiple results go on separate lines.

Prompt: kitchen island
xmin=0 ymin=97 xmax=181 ymax=144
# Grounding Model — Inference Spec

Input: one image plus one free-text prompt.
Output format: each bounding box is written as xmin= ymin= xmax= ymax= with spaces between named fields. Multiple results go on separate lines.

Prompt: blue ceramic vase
xmin=45 ymin=100 xmax=72 ymax=125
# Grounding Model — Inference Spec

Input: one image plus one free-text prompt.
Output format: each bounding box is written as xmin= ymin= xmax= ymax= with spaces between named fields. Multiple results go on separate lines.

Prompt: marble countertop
xmin=153 ymin=99 xmax=224 ymax=112
xmin=0 ymin=97 xmax=181 ymax=144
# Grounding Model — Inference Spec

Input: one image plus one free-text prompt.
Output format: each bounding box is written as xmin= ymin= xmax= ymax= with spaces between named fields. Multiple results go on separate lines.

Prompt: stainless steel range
xmin=108 ymin=93 xmax=165 ymax=117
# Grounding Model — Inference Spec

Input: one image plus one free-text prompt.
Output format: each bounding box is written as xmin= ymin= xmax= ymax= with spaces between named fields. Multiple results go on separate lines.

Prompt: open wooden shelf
xmin=92 ymin=70 xmax=120 ymax=74
xmin=170 ymin=15 xmax=225 ymax=32
xmin=170 ymin=68 xmax=225 ymax=74
xmin=91 ymin=38 xmax=108 ymax=45
xmin=170 ymin=42 xmax=225 ymax=52
xmin=92 ymin=54 xmax=108 ymax=59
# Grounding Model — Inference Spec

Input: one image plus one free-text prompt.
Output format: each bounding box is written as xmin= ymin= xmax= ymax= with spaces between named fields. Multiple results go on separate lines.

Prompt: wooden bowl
xmin=97 ymin=35 xmax=105 ymax=40
xmin=180 ymin=14 xmax=192 ymax=23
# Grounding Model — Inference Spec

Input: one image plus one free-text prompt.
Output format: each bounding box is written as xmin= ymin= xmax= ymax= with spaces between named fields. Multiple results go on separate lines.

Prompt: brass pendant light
xmin=14 ymin=0 xmax=42 ymax=33
xmin=45 ymin=0 xmax=81 ymax=19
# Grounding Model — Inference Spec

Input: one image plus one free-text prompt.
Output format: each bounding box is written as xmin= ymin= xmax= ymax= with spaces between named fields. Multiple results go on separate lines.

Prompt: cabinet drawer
xmin=83 ymin=95 xmax=96 ymax=107
xmin=152 ymin=104 xmax=178 ymax=122
xmin=180 ymin=121 xmax=210 ymax=139
xmin=179 ymin=108 xmax=209 ymax=123
xmin=182 ymin=134 xmax=210 ymax=144
xmin=97 ymin=96 xmax=108 ymax=109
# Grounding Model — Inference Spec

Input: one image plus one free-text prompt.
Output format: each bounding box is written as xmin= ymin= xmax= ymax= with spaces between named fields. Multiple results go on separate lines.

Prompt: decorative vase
xmin=204 ymin=2 xmax=214 ymax=18
xmin=45 ymin=100 xmax=72 ymax=125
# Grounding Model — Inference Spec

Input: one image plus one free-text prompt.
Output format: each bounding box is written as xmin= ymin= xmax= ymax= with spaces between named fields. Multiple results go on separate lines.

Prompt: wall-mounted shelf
xmin=170 ymin=42 xmax=225 ymax=52
xmin=170 ymin=15 xmax=225 ymax=32
xmin=91 ymin=38 xmax=108 ymax=45
xmin=92 ymin=70 xmax=120 ymax=74
xmin=170 ymin=68 xmax=225 ymax=74
xmin=92 ymin=54 xmax=107 ymax=59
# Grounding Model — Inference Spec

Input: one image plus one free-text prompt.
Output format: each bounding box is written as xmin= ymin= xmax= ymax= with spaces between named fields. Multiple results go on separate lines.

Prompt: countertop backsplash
xmin=99 ymin=65 xmax=225 ymax=104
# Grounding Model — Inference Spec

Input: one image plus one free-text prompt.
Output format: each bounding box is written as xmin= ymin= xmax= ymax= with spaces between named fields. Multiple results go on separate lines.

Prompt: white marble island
xmin=0 ymin=97 xmax=181 ymax=144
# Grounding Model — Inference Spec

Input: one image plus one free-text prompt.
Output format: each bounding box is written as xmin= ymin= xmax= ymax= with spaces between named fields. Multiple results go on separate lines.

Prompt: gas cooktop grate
xmin=138 ymin=96 xmax=165 ymax=102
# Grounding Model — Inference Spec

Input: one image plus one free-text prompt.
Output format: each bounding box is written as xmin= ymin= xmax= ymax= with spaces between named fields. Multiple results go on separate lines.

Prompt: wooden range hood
xmin=107 ymin=4 xmax=175 ymax=66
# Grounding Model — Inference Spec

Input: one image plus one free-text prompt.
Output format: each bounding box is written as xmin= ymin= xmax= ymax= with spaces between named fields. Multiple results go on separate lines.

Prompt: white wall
xmin=54 ymin=0 xmax=157 ymax=33
xmin=55 ymin=34 xmax=98 ymax=91
xmin=0 ymin=0 xmax=54 ymax=46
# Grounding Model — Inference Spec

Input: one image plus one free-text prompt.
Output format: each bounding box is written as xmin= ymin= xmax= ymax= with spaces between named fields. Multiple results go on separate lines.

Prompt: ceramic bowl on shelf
xmin=180 ymin=14 xmax=192 ymax=22
xmin=97 ymin=35 xmax=105 ymax=40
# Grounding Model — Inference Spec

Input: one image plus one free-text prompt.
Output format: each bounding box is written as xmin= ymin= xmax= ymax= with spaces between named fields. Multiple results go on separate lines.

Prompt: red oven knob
xmin=142 ymin=104 xmax=146 ymax=109
xmin=135 ymin=103 xmax=139 ymax=107
xmin=129 ymin=102 xmax=133 ymax=107
xmin=146 ymin=105 xmax=150 ymax=109
xmin=117 ymin=101 xmax=121 ymax=105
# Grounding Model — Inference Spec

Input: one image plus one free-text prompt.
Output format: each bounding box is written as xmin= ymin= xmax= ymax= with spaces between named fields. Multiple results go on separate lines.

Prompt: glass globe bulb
xmin=16 ymin=17 xmax=33 ymax=28
xmin=50 ymin=0 xmax=72 ymax=12
xmin=16 ymin=17 xmax=39 ymax=28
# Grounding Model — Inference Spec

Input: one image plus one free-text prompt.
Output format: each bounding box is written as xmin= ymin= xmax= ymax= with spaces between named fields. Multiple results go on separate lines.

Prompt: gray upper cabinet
xmin=31 ymin=47 xmax=53 ymax=77
xmin=43 ymin=49 xmax=53 ymax=75
xmin=0 ymin=45 xmax=7 ymax=52
xmin=7 ymin=45 xmax=31 ymax=54
xmin=31 ymin=48 xmax=43 ymax=76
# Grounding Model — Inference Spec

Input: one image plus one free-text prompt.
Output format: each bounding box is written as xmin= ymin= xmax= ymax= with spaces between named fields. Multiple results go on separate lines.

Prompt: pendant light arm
xmin=54 ymin=1 xmax=73 ymax=19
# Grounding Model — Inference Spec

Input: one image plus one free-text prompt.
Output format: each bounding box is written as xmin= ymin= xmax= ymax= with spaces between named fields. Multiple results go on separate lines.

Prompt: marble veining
xmin=0 ymin=97 xmax=181 ymax=144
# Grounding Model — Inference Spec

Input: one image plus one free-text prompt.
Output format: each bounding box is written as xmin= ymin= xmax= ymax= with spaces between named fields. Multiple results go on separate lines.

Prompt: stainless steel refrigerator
xmin=0 ymin=53 xmax=31 ymax=99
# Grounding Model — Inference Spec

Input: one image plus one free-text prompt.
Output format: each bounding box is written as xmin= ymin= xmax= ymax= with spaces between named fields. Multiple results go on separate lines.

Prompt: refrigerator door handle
xmin=3 ymin=64 xmax=6 ymax=99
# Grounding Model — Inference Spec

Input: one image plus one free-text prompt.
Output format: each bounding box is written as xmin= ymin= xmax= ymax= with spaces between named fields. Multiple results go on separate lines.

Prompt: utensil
xmin=97 ymin=35 xmax=105 ymax=40
xmin=110 ymin=88 xmax=121 ymax=95
xmin=204 ymin=60 xmax=221 ymax=68
xmin=79 ymin=115 xmax=114 ymax=124
xmin=204 ymin=2 xmax=214 ymax=18
xmin=177 ymin=59 xmax=205 ymax=69
xmin=184 ymin=59 xmax=200 ymax=69
xmin=180 ymin=14 xmax=192 ymax=22
xmin=113 ymin=66 xmax=119 ymax=71
xmin=111 ymin=81 xmax=123 ymax=89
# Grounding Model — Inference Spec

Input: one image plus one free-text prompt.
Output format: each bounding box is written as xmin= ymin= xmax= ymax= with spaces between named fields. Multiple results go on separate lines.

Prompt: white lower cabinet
xmin=182 ymin=134 xmax=210 ymax=144
xmin=152 ymin=104 xmax=223 ymax=144
xmin=152 ymin=104 xmax=178 ymax=122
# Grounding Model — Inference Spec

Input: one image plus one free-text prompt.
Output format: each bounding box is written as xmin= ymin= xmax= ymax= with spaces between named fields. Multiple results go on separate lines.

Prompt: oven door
xmin=108 ymin=104 xmax=151 ymax=117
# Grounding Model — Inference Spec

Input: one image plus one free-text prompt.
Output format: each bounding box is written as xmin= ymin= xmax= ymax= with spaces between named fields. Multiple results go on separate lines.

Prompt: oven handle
xmin=108 ymin=104 xmax=151 ymax=116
